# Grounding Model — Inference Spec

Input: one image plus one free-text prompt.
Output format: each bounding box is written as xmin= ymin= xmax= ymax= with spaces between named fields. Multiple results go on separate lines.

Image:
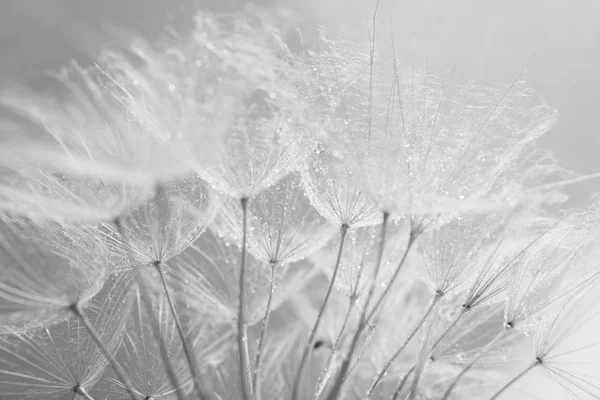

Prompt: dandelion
xmin=0 ymin=60 xmax=194 ymax=223
xmin=0 ymin=217 xmax=107 ymax=327
xmin=100 ymin=284 xmax=225 ymax=400
xmin=489 ymin=283 xmax=600 ymax=399
xmin=297 ymin=30 xmax=559 ymax=219
xmin=0 ymin=4 xmax=596 ymax=400
xmin=102 ymin=173 xmax=219 ymax=272
xmin=440 ymin=209 xmax=600 ymax=399
xmin=0 ymin=272 xmax=134 ymax=399
xmin=212 ymin=172 xmax=335 ymax=390
xmin=169 ymin=229 xmax=311 ymax=328
xmin=215 ymin=173 xmax=335 ymax=266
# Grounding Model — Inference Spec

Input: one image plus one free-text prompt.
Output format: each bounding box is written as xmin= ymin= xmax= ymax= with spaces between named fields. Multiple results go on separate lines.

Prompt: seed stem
xmin=155 ymin=262 xmax=205 ymax=400
xmin=441 ymin=328 xmax=508 ymax=400
xmin=488 ymin=359 xmax=540 ymax=400
xmin=313 ymin=296 xmax=357 ymax=400
xmin=365 ymin=292 xmax=442 ymax=399
xmin=253 ymin=260 xmax=278 ymax=400
xmin=406 ymin=306 xmax=470 ymax=400
xmin=75 ymin=385 xmax=96 ymax=400
xmin=326 ymin=211 xmax=390 ymax=400
xmin=137 ymin=281 xmax=187 ymax=400
xmin=291 ymin=223 xmax=350 ymax=400
xmin=367 ymin=226 xmax=418 ymax=323
xmin=430 ymin=306 xmax=469 ymax=351
xmin=390 ymin=365 xmax=415 ymax=400
xmin=112 ymin=217 xmax=203 ymax=400
xmin=238 ymin=196 xmax=254 ymax=400
xmin=69 ymin=303 xmax=138 ymax=400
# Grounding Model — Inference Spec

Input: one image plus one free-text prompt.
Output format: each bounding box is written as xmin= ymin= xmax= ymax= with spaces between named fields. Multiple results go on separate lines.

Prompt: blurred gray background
xmin=0 ymin=0 xmax=598 ymax=207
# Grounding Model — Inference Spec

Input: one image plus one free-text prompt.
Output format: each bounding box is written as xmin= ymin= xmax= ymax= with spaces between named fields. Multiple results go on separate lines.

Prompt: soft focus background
xmin=1 ymin=1 xmax=598 ymax=399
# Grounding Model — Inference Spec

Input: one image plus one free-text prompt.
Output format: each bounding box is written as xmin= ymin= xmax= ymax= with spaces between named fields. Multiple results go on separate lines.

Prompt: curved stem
xmin=365 ymin=293 xmax=442 ymax=399
xmin=430 ymin=306 xmax=469 ymax=352
xmin=70 ymin=303 xmax=138 ymax=400
xmin=390 ymin=365 xmax=415 ymax=400
xmin=326 ymin=211 xmax=390 ymax=400
xmin=238 ymin=196 xmax=254 ymax=400
xmin=75 ymin=385 xmax=97 ymax=400
xmin=341 ymin=325 xmax=377 ymax=384
xmin=406 ymin=363 xmax=424 ymax=400
xmin=155 ymin=262 xmax=205 ymax=400
xmin=138 ymin=281 xmax=187 ymax=400
xmin=253 ymin=261 xmax=278 ymax=399
xmin=401 ymin=305 xmax=470 ymax=400
xmin=489 ymin=360 xmax=539 ymax=400
xmin=291 ymin=224 xmax=349 ymax=400
xmin=364 ymin=211 xmax=390 ymax=318
xmin=112 ymin=217 xmax=203 ymax=400
xmin=441 ymin=328 xmax=508 ymax=400
xmin=367 ymin=230 xmax=417 ymax=323
xmin=313 ymin=298 xmax=357 ymax=400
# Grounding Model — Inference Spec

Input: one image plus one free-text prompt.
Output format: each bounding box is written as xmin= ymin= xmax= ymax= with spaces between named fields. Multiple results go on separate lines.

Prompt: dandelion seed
xmin=419 ymin=215 xmax=505 ymax=297
xmin=100 ymin=286 xmax=197 ymax=400
xmin=0 ymin=61 xmax=197 ymax=223
xmin=300 ymin=145 xmax=382 ymax=229
xmin=215 ymin=173 xmax=335 ymax=266
xmin=103 ymin=174 xmax=219 ymax=270
xmin=168 ymin=229 xmax=313 ymax=328
xmin=297 ymin=34 xmax=559 ymax=218
xmin=0 ymin=6 xmax=588 ymax=400
xmin=490 ymin=285 xmax=600 ymax=399
xmin=0 ymin=272 xmax=134 ymax=399
xmin=311 ymin=221 xmax=408 ymax=302
xmin=0 ymin=217 xmax=107 ymax=327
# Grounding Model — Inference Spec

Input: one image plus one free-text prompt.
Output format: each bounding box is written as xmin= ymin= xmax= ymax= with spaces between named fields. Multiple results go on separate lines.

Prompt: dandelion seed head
xmin=104 ymin=173 xmax=219 ymax=270
xmin=0 ymin=6 xmax=591 ymax=400
xmin=213 ymin=173 xmax=335 ymax=265
xmin=0 ymin=272 xmax=134 ymax=399
xmin=0 ymin=217 xmax=108 ymax=327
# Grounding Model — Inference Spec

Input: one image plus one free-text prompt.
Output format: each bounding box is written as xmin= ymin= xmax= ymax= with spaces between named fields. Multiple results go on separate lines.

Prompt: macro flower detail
xmin=0 ymin=272 xmax=134 ymax=399
xmin=0 ymin=217 xmax=107 ymax=327
xmin=0 ymin=5 xmax=598 ymax=400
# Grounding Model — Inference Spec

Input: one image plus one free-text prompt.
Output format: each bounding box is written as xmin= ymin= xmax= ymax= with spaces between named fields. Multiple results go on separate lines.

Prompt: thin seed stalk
xmin=406 ymin=355 xmax=431 ymax=400
xmin=430 ymin=306 xmax=469 ymax=351
xmin=406 ymin=300 xmax=471 ymax=399
xmin=315 ymin=237 xmax=372 ymax=400
xmin=138 ymin=279 xmax=187 ymax=400
xmin=313 ymin=297 xmax=358 ymax=400
xmin=253 ymin=260 xmax=278 ymax=399
xmin=291 ymin=224 xmax=350 ymax=400
xmin=365 ymin=292 xmax=442 ymax=399
xmin=238 ymin=196 xmax=254 ymax=400
xmin=326 ymin=211 xmax=390 ymax=400
xmin=364 ymin=211 xmax=390 ymax=317
xmin=112 ymin=217 xmax=204 ymax=400
xmin=441 ymin=328 xmax=508 ymax=400
xmin=75 ymin=385 xmax=96 ymax=400
xmin=390 ymin=365 xmax=415 ymax=400
xmin=69 ymin=303 xmax=138 ymax=400
xmin=155 ymin=262 xmax=205 ymax=400
xmin=367 ymin=229 xmax=418 ymax=323
xmin=488 ymin=359 xmax=540 ymax=400
xmin=340 ymin=325 xmax=376 ymax=383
